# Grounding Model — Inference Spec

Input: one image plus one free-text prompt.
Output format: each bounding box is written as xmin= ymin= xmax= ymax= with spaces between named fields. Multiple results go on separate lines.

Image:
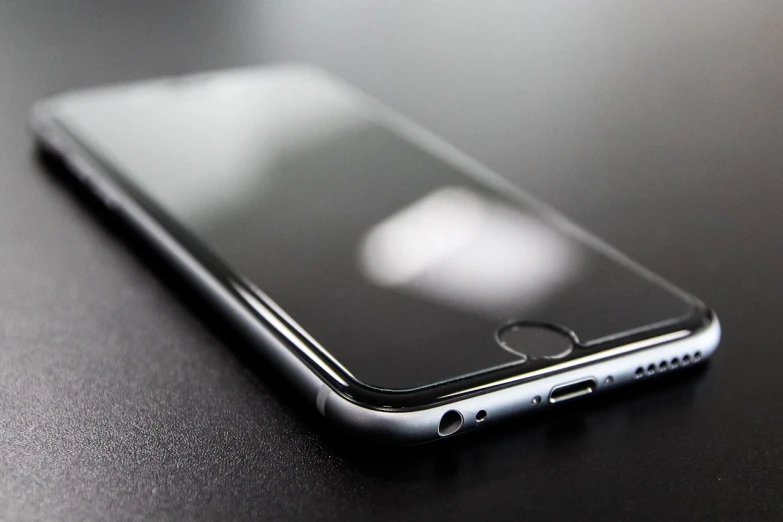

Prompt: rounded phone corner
xmin=319 ymin=385 xmax=459 ymax=446
xmin=696 ymin=309 xmax=721 ymax=360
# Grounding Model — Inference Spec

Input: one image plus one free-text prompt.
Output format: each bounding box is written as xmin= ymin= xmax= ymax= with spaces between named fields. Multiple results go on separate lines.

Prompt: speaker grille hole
xmin=438 ymin=410 xmax=463 ymax=437
xmin=476 ymin=410 xmax=487 ymax=423
xmin=635 ymin=352 xmax=701 ymax=380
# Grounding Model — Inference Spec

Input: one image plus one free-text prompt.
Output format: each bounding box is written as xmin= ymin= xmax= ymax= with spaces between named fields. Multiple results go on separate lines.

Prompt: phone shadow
xmin=36 ymin=144 xmax=714 ymax=491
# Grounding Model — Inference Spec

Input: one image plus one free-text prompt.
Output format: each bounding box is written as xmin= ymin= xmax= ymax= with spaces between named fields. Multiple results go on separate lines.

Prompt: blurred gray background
xmin=1 ymin=1 xmax=781 ymax=520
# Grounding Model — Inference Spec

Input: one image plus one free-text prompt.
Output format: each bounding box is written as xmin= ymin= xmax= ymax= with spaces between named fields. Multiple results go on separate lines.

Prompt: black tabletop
xmin=2 ymin=2 xmax=782 ymax=520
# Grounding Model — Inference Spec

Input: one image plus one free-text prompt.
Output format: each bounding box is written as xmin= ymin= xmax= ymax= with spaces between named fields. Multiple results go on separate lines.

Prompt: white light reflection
xmin=358 ymin=186 xmax=581 ymax=318
xmin=56 ymin=67 xmax=364 ymax=228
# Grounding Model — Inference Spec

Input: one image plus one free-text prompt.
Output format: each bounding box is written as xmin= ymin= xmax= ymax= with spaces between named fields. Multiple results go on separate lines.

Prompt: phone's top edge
xmin=32 ymin=63 xmax=339 ymax=105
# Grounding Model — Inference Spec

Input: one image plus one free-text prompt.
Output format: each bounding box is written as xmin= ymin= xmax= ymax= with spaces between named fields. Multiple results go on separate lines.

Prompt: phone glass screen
xmin=48 ymin=68 xmax=700 ymax=391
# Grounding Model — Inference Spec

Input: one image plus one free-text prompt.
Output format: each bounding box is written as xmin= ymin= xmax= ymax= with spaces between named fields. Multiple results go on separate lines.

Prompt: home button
xmin=497 ymin=323 xmax=574 ymax=361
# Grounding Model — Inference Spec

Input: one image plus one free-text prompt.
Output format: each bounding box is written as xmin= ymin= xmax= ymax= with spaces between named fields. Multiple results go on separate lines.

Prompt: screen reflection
xmin=359 ymin=186 xmax=580 ymax=318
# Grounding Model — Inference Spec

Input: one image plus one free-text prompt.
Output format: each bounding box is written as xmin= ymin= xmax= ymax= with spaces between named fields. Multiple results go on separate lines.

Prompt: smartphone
xmin=31 ymin=65 xmax=720 ymax=444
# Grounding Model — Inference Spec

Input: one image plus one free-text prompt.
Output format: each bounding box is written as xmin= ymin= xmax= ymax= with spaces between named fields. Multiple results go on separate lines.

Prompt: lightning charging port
xmin=549 ymin=378 xmax=597 ymax=404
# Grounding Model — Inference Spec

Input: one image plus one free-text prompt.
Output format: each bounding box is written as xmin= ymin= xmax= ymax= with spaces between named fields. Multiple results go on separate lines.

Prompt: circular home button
xmin=497 ymin=323 xmax=574 ymax=361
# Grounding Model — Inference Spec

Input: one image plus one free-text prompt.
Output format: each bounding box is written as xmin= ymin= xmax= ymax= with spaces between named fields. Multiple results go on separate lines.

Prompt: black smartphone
xmin=31 ymin=65 xmax=720 ymax=444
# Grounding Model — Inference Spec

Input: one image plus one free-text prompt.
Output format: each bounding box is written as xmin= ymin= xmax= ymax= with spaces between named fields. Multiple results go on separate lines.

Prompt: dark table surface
xmin=2 ymin=1 xmax=782 ymax=520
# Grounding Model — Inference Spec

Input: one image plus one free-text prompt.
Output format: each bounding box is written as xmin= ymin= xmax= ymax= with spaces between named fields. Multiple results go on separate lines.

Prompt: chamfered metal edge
xmin=322 ymin=316 xmax=720 ymax=444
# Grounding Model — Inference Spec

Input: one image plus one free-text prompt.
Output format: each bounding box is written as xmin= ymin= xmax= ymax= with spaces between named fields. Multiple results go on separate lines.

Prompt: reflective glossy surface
xmin=6 ymin=1 xmax=782 ymax=519
xmin=49 ymin=67 xmax=701 ymax=390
